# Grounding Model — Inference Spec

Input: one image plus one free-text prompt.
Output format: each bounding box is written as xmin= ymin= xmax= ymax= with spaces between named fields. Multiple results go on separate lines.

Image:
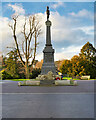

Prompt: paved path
xmin=2 ymin=93 xmax=94 ymax=118
xmin=1 ymin=80 xmax=95 ymax=118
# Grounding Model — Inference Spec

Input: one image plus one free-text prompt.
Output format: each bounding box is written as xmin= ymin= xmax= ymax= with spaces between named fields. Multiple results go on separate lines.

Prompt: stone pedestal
xmin=41 ymin=20 xmax=56 ymax=75
xmin=40 ymin=80 xmax=55 ymax=85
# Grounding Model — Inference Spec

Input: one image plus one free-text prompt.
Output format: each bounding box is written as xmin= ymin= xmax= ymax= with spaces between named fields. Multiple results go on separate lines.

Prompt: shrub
xmin=30 ymin=68 xmax=41 ymax=79
xmin=2 ymin=71 xmax=13 ymax=80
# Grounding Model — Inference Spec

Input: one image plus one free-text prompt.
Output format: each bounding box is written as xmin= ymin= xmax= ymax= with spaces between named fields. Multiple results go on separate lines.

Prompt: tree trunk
xmin=25 ymin=62 xmax=29 ymax=79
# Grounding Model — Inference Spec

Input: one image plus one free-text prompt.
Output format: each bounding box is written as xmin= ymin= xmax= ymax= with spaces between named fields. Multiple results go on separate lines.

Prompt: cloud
xmin=50 ymin=2 xmax=65 ymax=9
xmin=69 ymin=9 xmax=93 ymax=20
xmin=49 ymin=11 xmax=93 ymax=49
xmin=0 ymin=7 xmax=94 ymax=60
xmin=73 ymin=26 xmax=94 ymax=35
xmin=8 ymin=3 xmax=25 ymax=15
xmin=36 ymin=45 xmax=83 ymax=61
xmin=0 ymin=17 xmax=12 ymax=53
xmin=0 ymin=13 xmax=44 ymax=55
xmin=55 ymin=45 xmax=82 ymax=60
xmin=36 ymin=12 xmax=93 ymax=61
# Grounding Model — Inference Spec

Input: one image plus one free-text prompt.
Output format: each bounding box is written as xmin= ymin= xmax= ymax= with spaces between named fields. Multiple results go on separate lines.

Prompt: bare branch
xmin=8 ymin=23 xmax=13 ymax=31
xmin=10 ymin=15 xmax=25 ymax=67
xmin=23 ymin=19 xmax=27 ymax=40
xmin=9 ymin=14 xmax=42 ymax=78
xmin=31 ymin=29 xmax=37 ymax=66
xmin=22 ymin=41 xmax=26 ymax=57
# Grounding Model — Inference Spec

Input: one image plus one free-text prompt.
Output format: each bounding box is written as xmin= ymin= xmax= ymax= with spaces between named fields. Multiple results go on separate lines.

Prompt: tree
xmin=71 ymin=55 xmax=86 ymax=77
xmin=59 ymin=42 xmax=96 ymax=78
xmin=80 ymin=42 xmax=96 ymax=78
xmin=80 ymin=42 xmax=96 ymax=62
xmin=9 ymin=15 xmax=41 ymax=78
xmin=2 ymin=71 xmax=13 ymax=80
xmin=60 ymin=55 xmax=86 ymax=77
xmin=35 ymin=60 xmax=43 ymax=69
xmin=60 ymin=60 xmax=72 ymax=76
xmin=30 ymin=68 xmax=41 ymax=79
xmin=55 ymin=60 xmax=63 ymax=71
xmin=4 ymin=49 xmax=20 ymax=78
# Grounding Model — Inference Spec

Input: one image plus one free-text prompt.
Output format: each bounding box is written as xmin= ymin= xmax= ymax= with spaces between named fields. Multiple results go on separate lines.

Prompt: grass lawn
xmin=62 ymin=77 xmax=80 ymax=80
xmin=62 ymin=77 xmax=96 ymax=80
xmin=62 ymin=77 xmax=72 ymax=80
xmin=2 ymin=79 xmax=36 ymax=81
xmin=11 ymin=77 xmax=77 ymax=81
xmin=1 ymin=77 xmax=96 ymax=81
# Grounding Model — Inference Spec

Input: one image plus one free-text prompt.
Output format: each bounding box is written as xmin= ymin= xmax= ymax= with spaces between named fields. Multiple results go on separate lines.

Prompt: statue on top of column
xmin=46 ymin=6 xmax=50 ymax=20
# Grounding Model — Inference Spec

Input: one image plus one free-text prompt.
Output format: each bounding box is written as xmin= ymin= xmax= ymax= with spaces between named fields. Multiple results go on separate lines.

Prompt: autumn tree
xmin=35 ymin=60 xmax=43 ymax=69
xmin=9 ymin=15 xmax=41 ymax=79
xmin=70 ymin=55 xmax=86 ymax=77
xmin=80 ymin=42 xmax=96 ymax=62
xmin=55 ymin=60 xmax=63 ymax=71
xmin=60 ymin=60 xmax=72 ymax=76
xmin=80 ymin=42 xmax=96 ymax=78
xmin=60 ymin=42 xmax=96 ymax=78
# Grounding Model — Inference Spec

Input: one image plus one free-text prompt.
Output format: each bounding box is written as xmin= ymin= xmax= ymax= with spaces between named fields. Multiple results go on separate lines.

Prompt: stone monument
xmin=41 ymin=6 xmax=57 ymax=75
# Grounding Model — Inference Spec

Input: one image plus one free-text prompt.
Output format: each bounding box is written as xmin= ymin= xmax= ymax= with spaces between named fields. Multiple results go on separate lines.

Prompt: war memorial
xmin=18 ymin=6 xmax=77 ymax=86
xmin=2 ymin=4 xmax=94 ymax=119
xmin=41 ymin=6 xmax=57 ymax=75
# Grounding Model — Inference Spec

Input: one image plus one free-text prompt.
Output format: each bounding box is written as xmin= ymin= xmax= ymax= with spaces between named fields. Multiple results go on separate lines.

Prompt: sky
xmin=0 ymin=2 xmax=94 ymax=61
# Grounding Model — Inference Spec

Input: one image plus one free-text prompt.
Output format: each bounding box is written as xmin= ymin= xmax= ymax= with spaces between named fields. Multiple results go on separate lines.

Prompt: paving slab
xmin=2 ymin=93 xmax=94 ymax=118
xmin=1 ymin=80 xmax=95 ymax=119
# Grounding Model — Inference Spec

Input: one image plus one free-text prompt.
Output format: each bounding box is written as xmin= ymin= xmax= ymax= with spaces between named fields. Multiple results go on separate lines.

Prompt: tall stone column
xmin=46 ymin=20 xmax=52 ymax=46
xmin=41 ymin=7 xmax=56 ymax=75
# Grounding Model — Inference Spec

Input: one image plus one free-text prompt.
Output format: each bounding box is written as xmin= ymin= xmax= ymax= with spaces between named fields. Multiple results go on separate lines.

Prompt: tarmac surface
xmin=1 ymin=80 xmax=95 ymax=119
xmin=1 ymin=80 xmax=95 ymax=93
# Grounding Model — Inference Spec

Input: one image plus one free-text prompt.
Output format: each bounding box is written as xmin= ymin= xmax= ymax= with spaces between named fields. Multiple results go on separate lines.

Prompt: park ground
xmin=0 ymin=80 xmax=95 ymax=119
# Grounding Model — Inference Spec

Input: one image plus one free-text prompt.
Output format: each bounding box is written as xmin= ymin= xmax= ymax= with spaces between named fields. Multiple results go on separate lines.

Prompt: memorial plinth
xmin=41 ymin=19 xmax=56 ymax=75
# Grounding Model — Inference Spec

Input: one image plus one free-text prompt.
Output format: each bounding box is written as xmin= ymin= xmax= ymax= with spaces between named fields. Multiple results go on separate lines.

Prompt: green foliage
xmin=3 ymin=49 xmax=26 ymax=79
xmin=2 ymin=71 xmax=13 ymax=80
xmin=60 ymin=60 xmax=72 ymax=76
xmin=80 ymin=42 xmax=96 ymax=79
xmin=80 ymin=42 xmax=96 ymax=61
xmin=71 ymin=55 xmax=86 ymax=77
xmin=2 ymin=42 xmax=96 ymax=79
xmin=60 ymin=42 xmax=96 ymax=79
xmin=30 ymin=68 xmax=41 ymax=79
xmin=4 ymin=49 xmax=19 ymax=78
xmin=18 ymin=72 xmax=26 ymax=79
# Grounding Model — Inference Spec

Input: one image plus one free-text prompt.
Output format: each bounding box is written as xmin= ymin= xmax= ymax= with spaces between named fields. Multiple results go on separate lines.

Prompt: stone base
xmin=81 ymin=75 xmax=90 ymax=80
xmin=40 ymin=80 xmax=55 ymax=85
xmin=18 ymin=81 xmax=40 ymax=86
xmin=41 ymin=62 xmax=57 ymax=75
xmin=36 ymin=71 xmax=56 ymax=80
xmin=55 ymin=80 xmax=70 ymax=86
xmin=55 ymin=80 xmax=78 ymax=86
xmin=18 ymin=80 xmax=78 ymax=86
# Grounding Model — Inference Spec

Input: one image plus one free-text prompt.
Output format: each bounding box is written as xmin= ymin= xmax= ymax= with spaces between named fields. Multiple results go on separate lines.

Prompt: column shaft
xmin=46 ymin=26 xmax=51 ymax=45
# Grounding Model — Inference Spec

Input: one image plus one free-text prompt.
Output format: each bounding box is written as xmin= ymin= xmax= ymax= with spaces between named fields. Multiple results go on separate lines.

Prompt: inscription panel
xmin=44 ymin=53 xmax=54 ymax=62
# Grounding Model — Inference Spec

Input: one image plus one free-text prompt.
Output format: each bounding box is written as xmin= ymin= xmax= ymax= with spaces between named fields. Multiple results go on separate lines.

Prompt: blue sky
xmin=0 ymin=2 xmax=94 ymax=61
xmin=2 ymin=2 xmax=94 ymax=18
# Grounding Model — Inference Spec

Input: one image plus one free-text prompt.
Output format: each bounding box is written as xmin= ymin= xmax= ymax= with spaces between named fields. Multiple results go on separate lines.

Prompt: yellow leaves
xmin=76 ymin=61 xmax=79 ymax=66
xmin=81 ymin=66 xmax=84 ymax=69
xmin=0 ymin=69 xmax=5 ymax=73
